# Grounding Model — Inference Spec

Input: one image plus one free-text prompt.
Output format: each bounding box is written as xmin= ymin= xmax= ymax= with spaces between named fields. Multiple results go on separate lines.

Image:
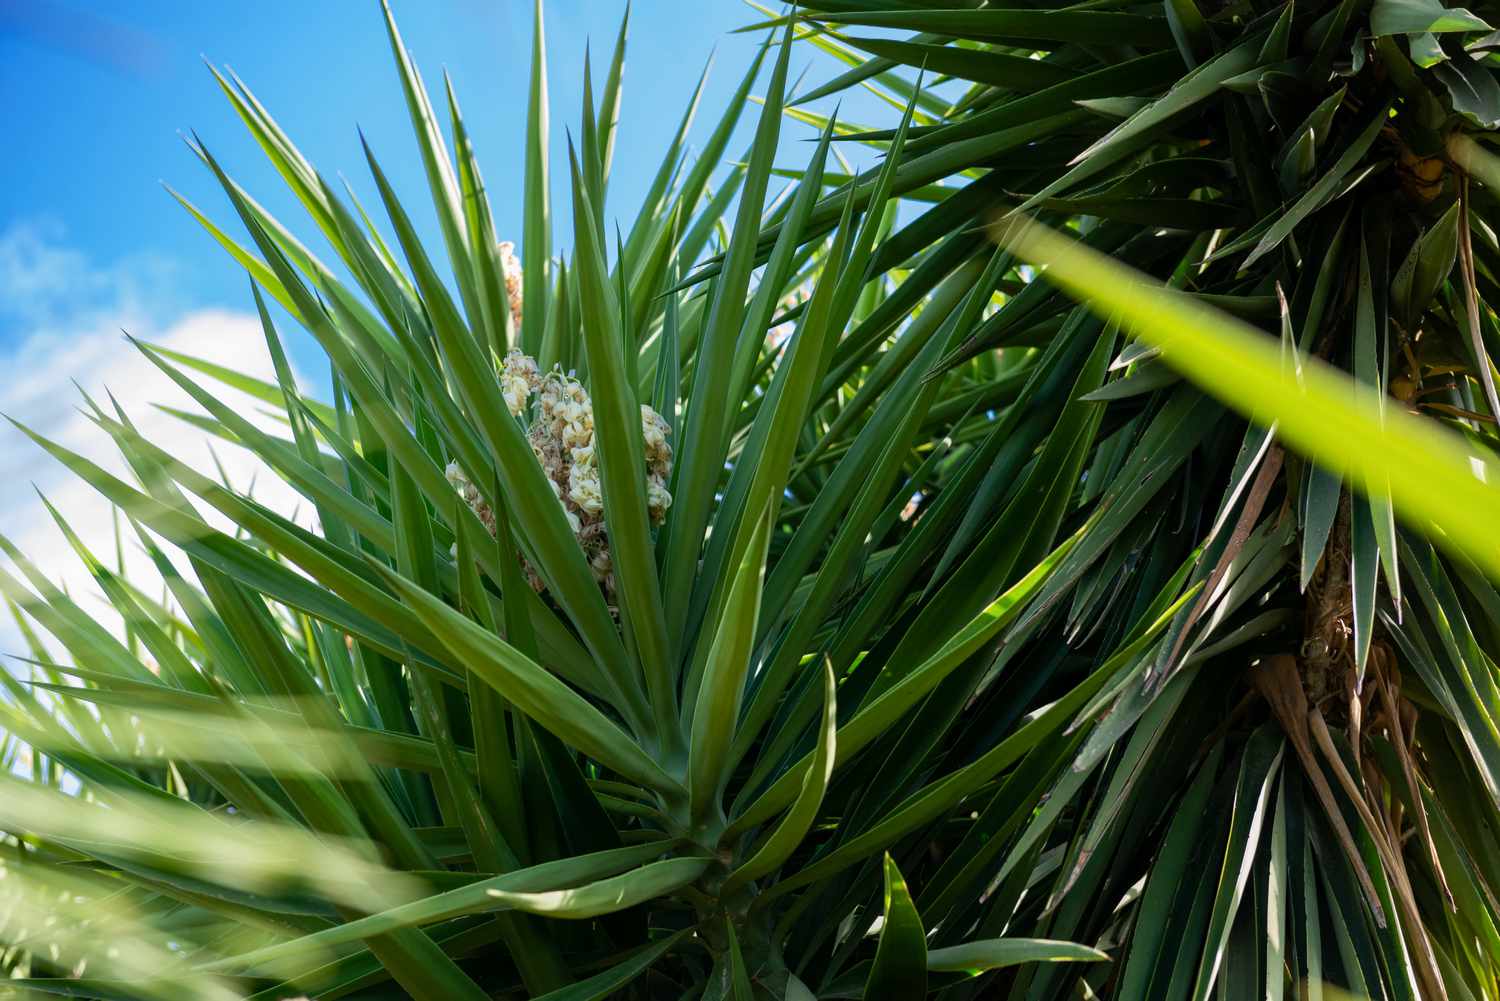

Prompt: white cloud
xmin=0 ymin=219 xmax=181 ymax=333
xmin=0 ymin=221 xmax=309 ymax=664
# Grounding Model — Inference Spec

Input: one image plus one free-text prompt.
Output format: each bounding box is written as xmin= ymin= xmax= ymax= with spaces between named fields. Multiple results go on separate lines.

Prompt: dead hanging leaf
xmin=1252 ymin=654 xmax=1386 ymax=926
xmin=1374 ymin=651 xmax=1455 ymax=911
xmin=1307 ymin=707 xmax=1445 ymax=1000
xmin=1457 ymin=174 xmax=1500 ymax=421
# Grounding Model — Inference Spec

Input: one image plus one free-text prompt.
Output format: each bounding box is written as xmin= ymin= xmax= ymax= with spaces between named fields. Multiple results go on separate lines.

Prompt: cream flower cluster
xmin=498 ymin=241 xmax=523 ymax=333
xmin=448 ymin=348 xmax=672 ymax=600
xmin=500 ymin=348 xmax=539 ymax=418
xmin=445 ymin=461 xmax=496 ymax=535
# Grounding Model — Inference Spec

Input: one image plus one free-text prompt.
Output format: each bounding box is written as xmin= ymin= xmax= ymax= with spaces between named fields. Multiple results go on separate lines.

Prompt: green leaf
xmin=726 ymin=920 xmax=755 ymax=1001
xmin=456 ymin=505 xmax=530 ymax=864
xmin=1265 ymin=779 xmax=1290 ymax=1001
xmin=661 ymin=17 xmax=792 ymax=648
xmin=927 ymin=938 xmax=1110 ymax=974
xmin=567 ymin=142 xmax=676 ymax=744
xmin=865 ymin=855 xmax=928 ymax=1001
xmin=1299 ymin=465 xmax=1342 ymax=591
xmin=1371 ymin=0 xmax=1491 ymax=35
xmin=1004 ymin=221 xmax=1500 ymax=581
xmin=531 ymin=930 xmax=692 ymax=1001
xmin=1435 ymin=58 xmax=1500 ymax=127
xmin=1351 ymin=492 xmax=1380 ymax=675
xmin=1190 ymin=727 xmax=1284 ymax=1000
xmin=522 ymin=0 xmax=550 ymax=353
xmin=721 ymin=658 xmax=836 ymax=896
xmin=840 ymin=35 xmax=1077 ymax=90
xmin=211 ymin=847 xmax=695 ymax=973
xmin=809 ymin=9 xmax=1176 ymax=47
xmin=1116 ymin=747 xmax=1225 ymax=999
xmin=447 ymin=75 xmax=515 ymax=354
xmin=594 ymin=4 xmax=628 ymax=192
xmin=144 ymin=339 xmax=335 ymax=427
xmin=1353 ymin=231 xmax=1402 ymax=623
xmin=730 ymin=518 xmax=1088 ymax=835
xmin=1241 ymin=105 xmax=1390 ymax=268
xmin=1400 ymin=200 xmax=1460 ymax=331
xmin=11 ymin=415 xmax=450 ymax=679
xmin=370 ymin=560 xmax=682 ymax=797
xmin=1411 ymin=30 xmax=1451 ymax=66
xmin=379 ymin=0 xmax=483 ymax=331
xmin=687 ymin=504 xmax=772 ymax=825
xmin=1018 ymin=38 xmax=1262 ymax=213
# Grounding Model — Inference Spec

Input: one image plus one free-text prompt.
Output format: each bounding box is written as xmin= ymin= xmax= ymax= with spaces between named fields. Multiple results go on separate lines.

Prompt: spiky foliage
xmin=0 ymin=4 xmax=1101 ymax=998
xmin=760 ymin=0 xmax=1500 ymax=998
xmin=2 ymin=1 xmax=1500 ymax=1000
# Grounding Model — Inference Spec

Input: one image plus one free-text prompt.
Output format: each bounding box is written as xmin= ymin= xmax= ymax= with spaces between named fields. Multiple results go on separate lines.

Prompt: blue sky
xmin=0 ymin=0 xmax=889 ymax=655
xmin=0 ymin=1 xmax=812 ymax=361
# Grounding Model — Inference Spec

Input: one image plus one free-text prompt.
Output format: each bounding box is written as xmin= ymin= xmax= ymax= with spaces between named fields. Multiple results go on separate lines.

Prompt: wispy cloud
xmin=0 ymin=220 xmax=306 ymax=661
xmin=0 ymin=218 xmax=181 ymax=333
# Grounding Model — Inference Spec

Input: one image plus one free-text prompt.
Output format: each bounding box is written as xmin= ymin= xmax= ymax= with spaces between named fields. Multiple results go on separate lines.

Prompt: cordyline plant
xmin=3 ymin=0 xmax=1500 ymax=997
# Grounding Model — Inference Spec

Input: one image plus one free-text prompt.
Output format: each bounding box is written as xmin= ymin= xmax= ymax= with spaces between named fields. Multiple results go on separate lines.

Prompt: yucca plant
xmin=4 ymin=0 xmax=1500 ymax=999
xmin=753 ymin=0 xmax=1500 ymax=997
xmin=0 ymin=3 xmax=1107 ymax=998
